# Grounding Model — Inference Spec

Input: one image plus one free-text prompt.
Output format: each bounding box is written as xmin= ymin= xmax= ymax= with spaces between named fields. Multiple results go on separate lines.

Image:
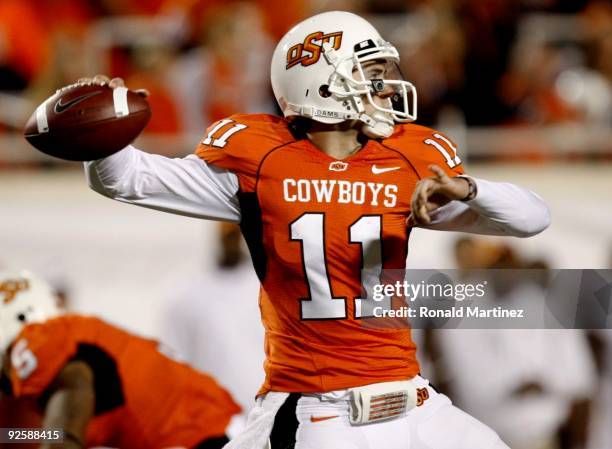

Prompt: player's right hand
xmin=409 ymin=165 xmax=471 ymax=225
xmin=76 ymin=74 xmax=149 ymax=98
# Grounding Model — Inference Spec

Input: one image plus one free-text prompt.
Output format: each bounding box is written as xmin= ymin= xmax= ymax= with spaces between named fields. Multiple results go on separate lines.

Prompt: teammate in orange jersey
xmin=0 ymin=271 xmax=240 ymax=449
xmin=71 ymin=10 xmax=549 ymax=449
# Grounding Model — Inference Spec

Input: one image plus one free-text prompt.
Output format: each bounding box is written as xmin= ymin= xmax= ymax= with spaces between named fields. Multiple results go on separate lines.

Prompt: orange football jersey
xmin=196 ymin=114 xmax=464 ymax=395
xmin=5 ymin=315 xmax=240 ymax=449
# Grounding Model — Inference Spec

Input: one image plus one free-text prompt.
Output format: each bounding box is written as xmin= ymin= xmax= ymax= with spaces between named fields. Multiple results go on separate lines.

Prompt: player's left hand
xmin=409 ymin=165 xmax=470 ymax=226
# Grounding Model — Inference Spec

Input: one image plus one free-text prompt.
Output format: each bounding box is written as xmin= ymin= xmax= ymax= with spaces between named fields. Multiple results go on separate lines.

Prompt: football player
xmin=0 ymin=271 xmax=240 ymax=449
xmin=76 ymin=11 xmax=550 ymax=449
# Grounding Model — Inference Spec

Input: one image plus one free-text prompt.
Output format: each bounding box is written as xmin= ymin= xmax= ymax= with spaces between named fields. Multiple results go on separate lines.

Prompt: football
xmin=23 ymin=83 xmax=151 ymax=161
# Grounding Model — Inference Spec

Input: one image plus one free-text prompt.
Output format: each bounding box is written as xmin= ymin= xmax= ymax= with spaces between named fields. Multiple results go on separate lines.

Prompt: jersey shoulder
xmin=195 ymin=113 xmax=296 ymax=191
xmin=382 ymin=123 xmax=464 ymax=178
xmin=8 ymin=316 xmax=79 ymax=398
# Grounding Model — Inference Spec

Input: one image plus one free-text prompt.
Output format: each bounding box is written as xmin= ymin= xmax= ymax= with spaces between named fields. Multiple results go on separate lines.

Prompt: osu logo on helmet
xmin=286 ymin=31 xmax=343 ymax=69
xmin=0 ymin=278 xmax=29 ymax=304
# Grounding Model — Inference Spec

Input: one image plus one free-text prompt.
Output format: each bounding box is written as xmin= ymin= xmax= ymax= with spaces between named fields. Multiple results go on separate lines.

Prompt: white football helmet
xmin=271 ymin=11 xmax=417 ymax=138
xmin=0 ymin=271 xmax=61 ymax=360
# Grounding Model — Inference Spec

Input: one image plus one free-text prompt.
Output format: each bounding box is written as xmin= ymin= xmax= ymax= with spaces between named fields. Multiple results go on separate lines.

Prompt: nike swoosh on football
xmin=310 ymin=415 xmax=339 ymax=423
xmin=54 ymin=91 xmax=102 ymax=114
xmin=371 ymin=165 xmax=401 ymax=174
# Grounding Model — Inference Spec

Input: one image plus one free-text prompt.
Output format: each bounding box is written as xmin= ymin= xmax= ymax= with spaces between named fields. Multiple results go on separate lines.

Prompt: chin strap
xmin=285 ymin=102 xmax=355 ymax=121
xmin=361 ymin=110 xmax=395 ymax=138
xmin=285 ymin=100 xmax=396 ymax=138
xmin=361 ymin=121 xmax=394 ymax=139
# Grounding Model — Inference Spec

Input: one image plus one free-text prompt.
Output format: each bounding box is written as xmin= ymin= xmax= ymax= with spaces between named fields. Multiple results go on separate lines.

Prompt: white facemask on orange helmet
xmin=271 ymin=11 xmax=417 ymax=138
xmin=0 ymin=271 xmax=61 ymax=365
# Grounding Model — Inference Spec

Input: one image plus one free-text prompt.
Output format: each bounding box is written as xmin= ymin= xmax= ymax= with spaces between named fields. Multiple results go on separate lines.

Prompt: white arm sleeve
xmin=421 ymin=178 xmax=550 ymax=237
xmin=84 ymin=145 xmax=241 ymax=222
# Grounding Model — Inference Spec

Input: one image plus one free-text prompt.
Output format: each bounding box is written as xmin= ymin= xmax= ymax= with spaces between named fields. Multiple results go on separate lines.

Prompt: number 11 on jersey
xmin=290 ymin=213 xmax=391 ymax=320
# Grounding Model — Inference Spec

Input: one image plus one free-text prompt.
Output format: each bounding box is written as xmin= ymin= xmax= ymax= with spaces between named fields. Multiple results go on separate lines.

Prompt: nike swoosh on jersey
xmin=310 ymin=415 xmax=339 ymax=423
xmin=371 ymin=165 xmax=401 ymax=174
xmin=54 ymin=91 xmax=102 ymax=114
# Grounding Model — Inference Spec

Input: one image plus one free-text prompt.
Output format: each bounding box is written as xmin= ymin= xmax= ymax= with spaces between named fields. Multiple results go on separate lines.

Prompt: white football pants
xmin=253 ymin=376 xmax=510 ymax=449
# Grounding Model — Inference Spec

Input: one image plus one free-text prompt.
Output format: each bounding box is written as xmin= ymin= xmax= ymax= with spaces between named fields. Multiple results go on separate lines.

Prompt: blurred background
xmin=0 ymin=0 xmax=611 ymax=448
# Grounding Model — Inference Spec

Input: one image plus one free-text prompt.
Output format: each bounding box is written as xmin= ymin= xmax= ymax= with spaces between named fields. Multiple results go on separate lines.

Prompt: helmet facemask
xmin=324 ymin=39 xmax=417 ymax=138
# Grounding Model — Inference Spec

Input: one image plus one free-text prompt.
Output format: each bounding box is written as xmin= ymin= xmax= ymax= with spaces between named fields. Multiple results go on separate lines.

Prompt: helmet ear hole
xmin=17 ymin=313 xmax=26 ymax=322
xmin=318 ymin=85 xmax=331 ymax=98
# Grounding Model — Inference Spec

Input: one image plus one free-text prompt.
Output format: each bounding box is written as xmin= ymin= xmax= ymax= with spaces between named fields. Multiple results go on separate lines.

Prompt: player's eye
xmin=365 ymin=69 xmax=384 ymax=79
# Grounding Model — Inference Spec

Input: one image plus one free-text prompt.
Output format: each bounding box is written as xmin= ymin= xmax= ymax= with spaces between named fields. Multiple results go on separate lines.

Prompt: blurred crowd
xmin=1 ymin=0 xmax=611 ymax=161
xmin=418 ymin=237 xmax=611 ymax=449
xmin=1 ymin=2 xmax=611 ymax=448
